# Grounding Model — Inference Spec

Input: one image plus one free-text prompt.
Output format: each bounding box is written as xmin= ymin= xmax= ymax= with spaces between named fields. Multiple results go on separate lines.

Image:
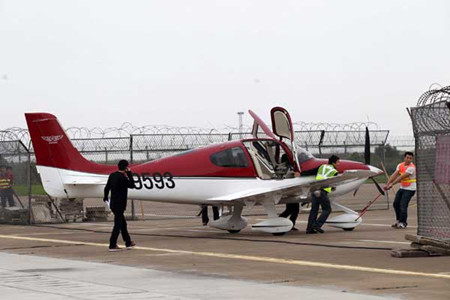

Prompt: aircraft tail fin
xmin=25 ymin=113 xmax=113 ymax=174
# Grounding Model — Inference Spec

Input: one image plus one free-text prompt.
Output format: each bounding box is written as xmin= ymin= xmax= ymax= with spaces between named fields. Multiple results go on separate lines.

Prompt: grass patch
xmin=12 ymin=184 xmax=46 ymax=196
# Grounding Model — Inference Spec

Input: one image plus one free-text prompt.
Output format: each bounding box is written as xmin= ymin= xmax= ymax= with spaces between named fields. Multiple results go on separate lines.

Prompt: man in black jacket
xmin=104 ymin=160 xmax=136 ymax=251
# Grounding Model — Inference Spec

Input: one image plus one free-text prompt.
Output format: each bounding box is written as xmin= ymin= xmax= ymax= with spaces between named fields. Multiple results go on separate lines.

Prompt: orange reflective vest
xmin=398 ymin=162 xmax=416 ymax=187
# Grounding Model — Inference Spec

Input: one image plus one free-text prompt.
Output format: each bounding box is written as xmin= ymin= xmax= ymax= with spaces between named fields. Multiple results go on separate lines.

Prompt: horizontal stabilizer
xmin=59 ymin=169 xmax=107 ymax=185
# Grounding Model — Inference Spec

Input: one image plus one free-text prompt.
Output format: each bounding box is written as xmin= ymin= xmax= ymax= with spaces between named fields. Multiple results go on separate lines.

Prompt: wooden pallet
xmin=391 ymin=234 xmax=450 ymax=258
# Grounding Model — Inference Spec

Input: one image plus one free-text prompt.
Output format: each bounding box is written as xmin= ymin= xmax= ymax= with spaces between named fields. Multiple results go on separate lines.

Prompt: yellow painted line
xmin=1 ymin=234 xmax=449 ymax=280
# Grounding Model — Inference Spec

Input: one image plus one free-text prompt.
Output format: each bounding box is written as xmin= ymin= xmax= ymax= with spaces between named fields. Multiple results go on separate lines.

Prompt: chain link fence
xmin=0 ymin=140 xmax=32 ymax=224
xmin=410 ymin=86 xmax=450 ymax=241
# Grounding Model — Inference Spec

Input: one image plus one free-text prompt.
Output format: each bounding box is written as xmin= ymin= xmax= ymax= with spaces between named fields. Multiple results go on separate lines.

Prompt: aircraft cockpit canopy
xmin=243 ymin=139 xmax=295 ymax=180
xmin=297 ymin=147 xmax=314 ymax=164
xmin=210 ymin=146 xmax=249 ymax=168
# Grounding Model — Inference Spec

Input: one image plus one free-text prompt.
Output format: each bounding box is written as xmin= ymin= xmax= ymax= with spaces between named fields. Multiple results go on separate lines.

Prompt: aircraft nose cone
xmin=368 ymin=165 xmax=383 ymax=175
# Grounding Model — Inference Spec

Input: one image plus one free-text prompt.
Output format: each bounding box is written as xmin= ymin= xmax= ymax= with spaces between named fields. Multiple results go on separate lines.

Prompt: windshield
xmin=297 ymin=147 xmax=314 ymax=163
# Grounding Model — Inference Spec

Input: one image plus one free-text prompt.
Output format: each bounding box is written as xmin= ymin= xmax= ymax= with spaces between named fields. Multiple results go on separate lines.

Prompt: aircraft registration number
xmin=132 ymin=172 xmax=175 ymax=190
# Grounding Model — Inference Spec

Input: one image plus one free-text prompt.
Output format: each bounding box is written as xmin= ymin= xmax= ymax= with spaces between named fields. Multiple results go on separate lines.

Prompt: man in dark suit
xmin=104 ymin=160 xmax=136 ymax=251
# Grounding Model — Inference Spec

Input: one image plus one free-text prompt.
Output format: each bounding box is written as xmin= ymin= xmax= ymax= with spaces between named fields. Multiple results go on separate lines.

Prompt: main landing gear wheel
xmin=228 ymin=230 xmax=241 ymax=234
xmin=272 ymin=232 xmax=286 ymax=236
xmin=343 ymin=227 xmax=355 ymax=231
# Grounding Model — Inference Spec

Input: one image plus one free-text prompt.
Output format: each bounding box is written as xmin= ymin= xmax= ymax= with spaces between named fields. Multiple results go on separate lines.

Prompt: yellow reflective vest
xmin=0 ymin=175 xmax=11 ymax=189
xmin=316 ymin=164 xmax=338 ymax=193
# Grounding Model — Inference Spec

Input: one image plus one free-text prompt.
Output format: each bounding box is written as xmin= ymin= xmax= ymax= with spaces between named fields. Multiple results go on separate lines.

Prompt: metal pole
xmin=27 ymin=151 xmax=32 ymax=224
xmin=237 ymin=112 xmax=244 ymax=139
xmin=130 ymin=135 xmax=135 ymax=220
xmin=130 ymin=135 xmax=134 ymax=163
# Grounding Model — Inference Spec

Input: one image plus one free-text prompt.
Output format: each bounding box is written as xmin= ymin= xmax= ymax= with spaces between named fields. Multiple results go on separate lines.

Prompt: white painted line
xmin=359 ymin=223 xmax=418 ymax=229
xmin=187 ymin=229 xmax=223 ymax=233
xmin=1 ymin=234 xmax=450 ymax=280
xmin=15 ymin=232 xmax=77 ymax=236
xmin=144 ymin=253 xmax=186 ymax=257
xmin=358 ymin=240 xmax=411 ymax=245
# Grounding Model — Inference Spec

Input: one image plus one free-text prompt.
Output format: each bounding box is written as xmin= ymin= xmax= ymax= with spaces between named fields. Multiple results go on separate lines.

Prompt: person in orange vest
xmin=384 ymin=152 xmax=416 ymax=229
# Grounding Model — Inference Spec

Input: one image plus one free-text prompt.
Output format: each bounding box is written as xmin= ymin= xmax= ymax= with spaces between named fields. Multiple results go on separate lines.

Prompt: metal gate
xmin=409 ymin=86 xmax=450 ymax=240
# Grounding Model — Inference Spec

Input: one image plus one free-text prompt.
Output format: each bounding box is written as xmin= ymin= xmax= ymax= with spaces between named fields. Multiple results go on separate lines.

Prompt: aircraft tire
xmin=228 ymin=230 xmax=241 ymax=234
xmin=343 ymin=227 xmax=355 ymax=231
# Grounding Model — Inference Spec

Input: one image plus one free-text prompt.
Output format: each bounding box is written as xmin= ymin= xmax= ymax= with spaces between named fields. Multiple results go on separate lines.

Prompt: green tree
xmin=374 ymin=144 xmax=403 ymax=175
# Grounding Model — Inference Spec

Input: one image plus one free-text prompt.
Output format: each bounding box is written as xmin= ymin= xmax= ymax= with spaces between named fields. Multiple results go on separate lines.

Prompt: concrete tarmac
xmin=0 ymin=208 xmax=449 ymax=299
xmin=0 ymin=252 xmax=392 ymax=299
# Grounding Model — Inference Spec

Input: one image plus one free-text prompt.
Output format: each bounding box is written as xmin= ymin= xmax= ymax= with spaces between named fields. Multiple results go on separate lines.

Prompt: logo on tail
xmin=41 ymin=135 xmax=63 ymax=144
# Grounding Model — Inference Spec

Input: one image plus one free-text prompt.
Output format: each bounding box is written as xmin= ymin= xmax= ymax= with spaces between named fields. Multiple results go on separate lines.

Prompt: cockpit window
xmin=297 ymin=147 xmax=314 ymax=163
xmin=210 ymin=147 xmax=249 ymax=168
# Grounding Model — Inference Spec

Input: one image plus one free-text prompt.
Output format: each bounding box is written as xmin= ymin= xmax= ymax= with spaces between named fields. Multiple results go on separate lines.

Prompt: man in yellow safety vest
xmin=384 ymin=152 xmax=416 ymax=229
xmin=306 ymin=155 xmax=340 ymax=234
xmin=0 ymin=165 xmax=15 ymax=208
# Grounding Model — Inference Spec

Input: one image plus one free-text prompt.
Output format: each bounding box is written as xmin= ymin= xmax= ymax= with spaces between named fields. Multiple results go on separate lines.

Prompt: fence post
xmin=130 ymin=135 xmax=135 ymax=220
xmin=130 ymin=135 xmax=134 ymax=163
xmin=318 ymin=130 xmax=325 ymax=156
xmin=27 ymin=151 xmax=32 ymax=224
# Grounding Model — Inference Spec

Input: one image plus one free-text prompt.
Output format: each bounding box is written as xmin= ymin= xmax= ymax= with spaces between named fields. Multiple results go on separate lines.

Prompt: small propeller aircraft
xmin=25 ymin=107 xmax=383 ymax=235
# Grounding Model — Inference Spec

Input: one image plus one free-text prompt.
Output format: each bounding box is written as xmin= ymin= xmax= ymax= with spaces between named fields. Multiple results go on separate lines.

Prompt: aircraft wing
xmin=207 ymin=170 xmax=374 ymax=204
xmin=307 ymin=170 xmax=375 ymax=191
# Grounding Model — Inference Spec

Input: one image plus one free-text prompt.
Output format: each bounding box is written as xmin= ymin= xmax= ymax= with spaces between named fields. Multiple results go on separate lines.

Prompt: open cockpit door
xmin=248 ymin=109 xmax=300 ymax=173
xmin=248 ymin=110 xmax=278 ymax=140
xmin=271 ymin=107 xmax=294 ymax=140
xmin=270 ymin=107 xmax=300 ymax=172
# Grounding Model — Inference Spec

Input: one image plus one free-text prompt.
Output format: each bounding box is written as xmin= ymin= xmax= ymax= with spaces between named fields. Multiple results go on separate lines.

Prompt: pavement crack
xmin=0 ymin=244 xmax=82 ymax=251
xmin=372 ymin=285 xmax=419 ymax=290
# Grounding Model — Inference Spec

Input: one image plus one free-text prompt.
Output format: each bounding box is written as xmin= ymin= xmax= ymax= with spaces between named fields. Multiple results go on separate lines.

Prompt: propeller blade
xmin=364 ymin=126 xmax=370 ymax=165
xmin=371 ymin=177 xmax=385 ymax=196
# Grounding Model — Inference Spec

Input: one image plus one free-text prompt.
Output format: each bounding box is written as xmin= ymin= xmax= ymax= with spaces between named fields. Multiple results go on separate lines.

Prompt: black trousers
xmin=279 ymin=203 xmax=300 ymax=226
xmin=0 ymin=189 xmax=15 ymax=208
xmin=201 ymin=205 xmax=219 ymax=224
xmin=393 ymin=189 xmax=416 ymax=224
xmin=307 ymin=190 xmax=332 ymax=231
xmin=109 ymin=209 xmax=131 ymax=248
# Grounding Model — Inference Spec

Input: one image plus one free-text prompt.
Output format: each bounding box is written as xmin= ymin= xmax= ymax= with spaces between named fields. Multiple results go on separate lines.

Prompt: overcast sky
xmin=1 ymin=0 xmax=449 ymax=136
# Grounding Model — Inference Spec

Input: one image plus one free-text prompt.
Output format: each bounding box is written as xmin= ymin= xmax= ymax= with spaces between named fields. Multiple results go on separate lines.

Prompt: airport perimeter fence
xmin=0 ymin=140 xmax=33 ymax=224
xmin=410 ymin=86 xmax=450 ymax=241
xmin=0 ymin=127 xmax=397 ymax=224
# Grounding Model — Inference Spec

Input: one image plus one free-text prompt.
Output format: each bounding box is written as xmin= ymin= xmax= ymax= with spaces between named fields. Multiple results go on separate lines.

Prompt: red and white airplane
xmin=25 ymin=107 xmax=383 ymax=235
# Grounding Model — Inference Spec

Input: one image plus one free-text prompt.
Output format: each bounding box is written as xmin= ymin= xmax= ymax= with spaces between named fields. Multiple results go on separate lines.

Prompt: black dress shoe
xmin=314 ymin=227 xmax=324 ymax=233
xmin=291 ymin=227 xmax=299 ymax=231
xmin=306 ymin=229 xmax=318 ymax=234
